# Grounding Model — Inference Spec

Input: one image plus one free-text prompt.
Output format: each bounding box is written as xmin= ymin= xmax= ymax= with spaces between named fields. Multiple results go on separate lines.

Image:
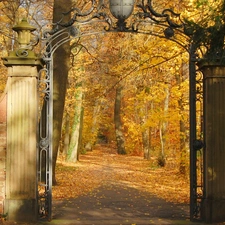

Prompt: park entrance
xmin=2 ymin=0 xmax=225 ymax=224
xmin=36 ymin=1 xmax=206 ymax=222
xmin=35 ymin=2 xmax=205 ymax=222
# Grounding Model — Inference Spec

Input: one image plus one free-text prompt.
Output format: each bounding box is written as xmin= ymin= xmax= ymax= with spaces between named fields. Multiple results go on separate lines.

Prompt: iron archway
xmin=37 ymin=0 xmax=204 ymax=221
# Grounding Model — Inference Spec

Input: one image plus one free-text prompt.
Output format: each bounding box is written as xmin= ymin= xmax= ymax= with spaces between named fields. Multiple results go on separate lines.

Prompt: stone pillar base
xmin=202 ymin=198 xmax=225 ymax=223
xmin=4 ymin=199 xmax=37 ymax=222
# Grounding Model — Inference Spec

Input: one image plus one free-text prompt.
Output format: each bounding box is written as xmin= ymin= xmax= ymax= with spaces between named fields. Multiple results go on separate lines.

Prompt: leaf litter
xmin=53 ymin=145 xmax=189 ymax=204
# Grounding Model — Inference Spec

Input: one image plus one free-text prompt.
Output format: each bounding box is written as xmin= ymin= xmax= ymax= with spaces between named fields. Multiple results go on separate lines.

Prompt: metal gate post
xmin=189 ymin=46 xmax=197 ymax=221
xmin=37 ymin=25 xmax=71 ymax=221
xmin=37 ymin=55 xmax=53 ymax=221
xmin=189 ymin=45 xmax=204 ymax=221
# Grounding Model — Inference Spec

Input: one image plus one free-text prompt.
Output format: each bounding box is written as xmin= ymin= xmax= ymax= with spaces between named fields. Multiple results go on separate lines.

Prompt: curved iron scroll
xmin=37 ymin=56 xmax=53 ymax=221
xmin=189 ymin=46 xmax=204 ymax=221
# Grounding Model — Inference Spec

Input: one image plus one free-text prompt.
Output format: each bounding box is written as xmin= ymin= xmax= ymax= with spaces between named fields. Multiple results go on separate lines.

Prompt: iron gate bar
xmin=37 ymin=56 xmax=53 ymax=220
xmin=189 ymin=44 xmax=204 ymax=221
xmin=189 ymin=45 xmax=197 ymax=221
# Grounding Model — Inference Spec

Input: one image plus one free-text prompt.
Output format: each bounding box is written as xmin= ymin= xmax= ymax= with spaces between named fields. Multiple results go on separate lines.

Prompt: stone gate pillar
xmin=2 ymin=19 xmax=43 ymax=222
xmin=0 ymin=92 xmax=7 ymax=216
xmin=200 ymin=63 xmax=225 ymax=223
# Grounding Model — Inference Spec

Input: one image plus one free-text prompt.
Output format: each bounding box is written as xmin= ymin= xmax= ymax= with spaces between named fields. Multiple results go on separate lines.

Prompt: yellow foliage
xmin=0 ymin=0 xmax=196 ymax=167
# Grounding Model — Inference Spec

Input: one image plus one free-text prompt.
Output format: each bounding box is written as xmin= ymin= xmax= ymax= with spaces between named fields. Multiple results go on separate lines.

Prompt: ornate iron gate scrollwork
xmin=37 ymin=57 xmax=53 ymax=220
xmin=35 ymin=6 xmax=107 ymax=219
xmin=36 ymin=23 xmax=81 ymax=221
xmin=189 ymin=48 xmax=204 ymax=221
xmin=192 ymin=71 xmax=204 ymax=220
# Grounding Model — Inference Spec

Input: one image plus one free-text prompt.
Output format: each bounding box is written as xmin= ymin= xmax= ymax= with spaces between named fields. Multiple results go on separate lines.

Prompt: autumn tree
xmin=66 ymin=60 xmax=84 ymax=162
xmin=0 ymin=0 xmax=53 ymax=92
xmin=0 ymin=1 xmax=21 ymax=94
xmin=53 ymin=0 xmax=197 ymax=171
xmin=114 ymin=84 xmax=126 ymax=154
xmin=52 ymin=0 xmax=72 ymax=184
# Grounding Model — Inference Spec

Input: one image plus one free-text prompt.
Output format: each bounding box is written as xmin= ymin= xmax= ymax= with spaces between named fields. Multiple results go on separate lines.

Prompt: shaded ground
xmin=2 ymin=145 xmax=224 ymax=224
xmin=51 ymin=183 xmax=191 ymax=225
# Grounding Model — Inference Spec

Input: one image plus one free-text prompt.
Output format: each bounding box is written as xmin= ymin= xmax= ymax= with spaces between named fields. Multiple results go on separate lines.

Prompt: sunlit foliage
xmin=0 ymin=0 xmax=221 ymax=171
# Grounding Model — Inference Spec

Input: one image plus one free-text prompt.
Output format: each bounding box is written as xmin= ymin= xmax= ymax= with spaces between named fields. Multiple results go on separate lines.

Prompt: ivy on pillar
xmin=2 ymin=18 xmax=43 ymax=222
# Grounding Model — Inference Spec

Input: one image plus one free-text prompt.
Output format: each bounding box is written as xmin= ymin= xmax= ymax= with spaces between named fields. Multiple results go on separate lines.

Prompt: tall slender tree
xmin=67 ymin=81 xmax=83 ymax=162
xmin=52 ymin=0 xmax=72 ymax=184
xmin=114 ymin=85 xmax=126 ymax=154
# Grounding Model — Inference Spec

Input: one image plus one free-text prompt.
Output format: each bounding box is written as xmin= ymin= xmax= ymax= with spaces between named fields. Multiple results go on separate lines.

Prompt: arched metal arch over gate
xmin=36 ymin=0 xmax=204 ymax=222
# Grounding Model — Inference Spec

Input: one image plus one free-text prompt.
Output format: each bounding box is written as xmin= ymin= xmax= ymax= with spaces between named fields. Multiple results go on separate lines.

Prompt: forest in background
xmin=0 ymin=0 xmax=222 ymax=179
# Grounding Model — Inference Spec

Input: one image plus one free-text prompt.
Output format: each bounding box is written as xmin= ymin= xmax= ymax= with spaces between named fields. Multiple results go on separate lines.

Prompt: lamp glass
xmin=109 ymin=0 xmax=135 ymax=20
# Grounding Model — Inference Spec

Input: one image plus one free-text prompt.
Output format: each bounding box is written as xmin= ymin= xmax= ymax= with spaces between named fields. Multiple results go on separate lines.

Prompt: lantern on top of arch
xmin=109 ymin=0 xmax=135 ymax=31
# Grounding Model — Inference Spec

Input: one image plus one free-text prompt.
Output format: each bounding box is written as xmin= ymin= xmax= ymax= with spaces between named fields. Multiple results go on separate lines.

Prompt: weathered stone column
xmin=200 ymin=63 xmax=225 ymax=223
xmin=0 ymin=92 xmax=7 ymax=216
xmin=2 ymin=19 xmax=43 ymax=222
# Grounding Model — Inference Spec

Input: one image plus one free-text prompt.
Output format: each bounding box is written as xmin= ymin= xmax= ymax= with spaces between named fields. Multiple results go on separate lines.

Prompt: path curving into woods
xmin=49 ymin=145 xmax=207 ymax=225
xmin=3 ymin=145 xmax=209 ymax=225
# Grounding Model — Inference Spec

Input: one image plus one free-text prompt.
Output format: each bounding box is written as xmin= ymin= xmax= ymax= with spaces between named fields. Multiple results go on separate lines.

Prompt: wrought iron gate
xmin=35 ymin=2 xmax=206 ymax=221
xmin=37 ymin=26 xmax=76 ymax=221
xmin=37 ymin=55 xmax=53 ymax=220
xmin=189 ymin=47 xmax=204 ymax=221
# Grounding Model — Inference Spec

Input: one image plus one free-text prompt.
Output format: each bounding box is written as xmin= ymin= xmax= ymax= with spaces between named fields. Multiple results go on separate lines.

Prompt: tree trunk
xmin=179 ymin=117 xmax=187 ymax=174
xmin=67 ymin=83 xmax=83 ymax=162
xmin=114 ymin=85 xmax=126 ymax=154
xmin=158 ymin=85 xmax=170 ymax=166
xmin=142 ymin=129 xmax=150 ymax=159
xmin=140 ymin=97 xmax=152 ymax=160
xmin=63 ymin=112 xmax=70 ymax=158
xmin=143 ymin=126 xmax=152 ymax=160
xmin=77 ymin=108 xmax=84 ymax=161
xmin=84 ymin=99 xmax=101 ymax=151
xmin=176 ymin=70 xmax=188 ymax=175
xmin=52 ymin=0 xmax=72 ymax=185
